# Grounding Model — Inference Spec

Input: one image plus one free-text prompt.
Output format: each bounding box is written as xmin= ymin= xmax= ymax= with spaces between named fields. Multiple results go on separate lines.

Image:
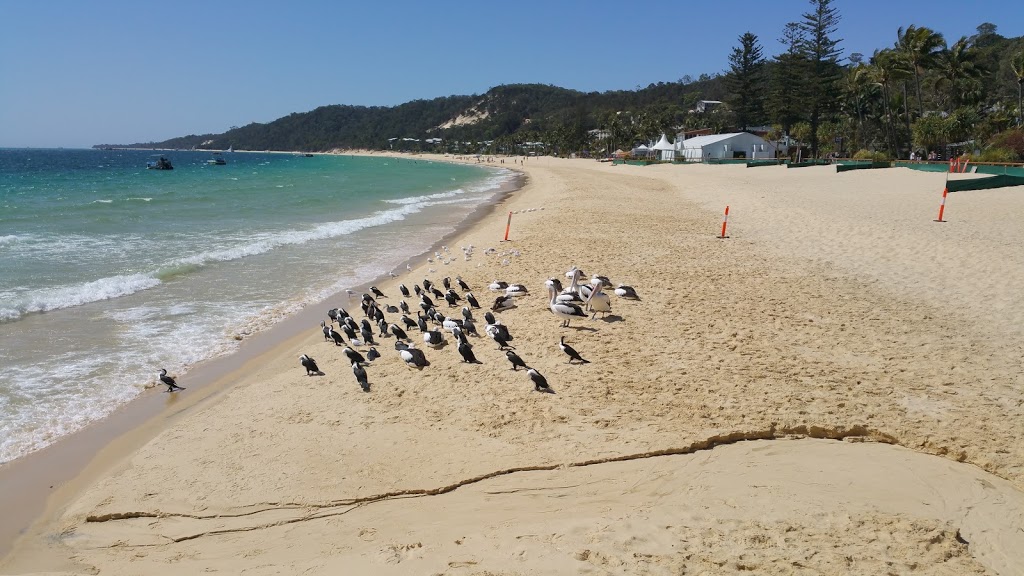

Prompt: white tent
xmin=676 ymin=132 xmax=778 ymax=161
xmin=631 ymin=144 xmax=653 ymax=158
xmin=652 ymin=133 xmax=675 ymax=161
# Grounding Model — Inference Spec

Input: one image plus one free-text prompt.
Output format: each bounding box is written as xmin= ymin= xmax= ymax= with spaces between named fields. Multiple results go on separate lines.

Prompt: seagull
xmin=299 ymin=355 xmax=320 ymax=376
xmin=614 ymin=284 xmax=641 ymax=300
xmin=352 ymin=362 xmax=370 ymax=392
xmin=528 ymin=368 xmax=551 ymax=392
xmin=458 ymin=340 xmax=482 ymax=364
xmin=548 ymin=284 xmax=588 ymax=327
xmin=158 ymin=369 xmax=185 ymax=392
xmin=559 ymin=336 xmax=590 ymax=364
xmin=505 ymin=350 xmax=528 ymax=371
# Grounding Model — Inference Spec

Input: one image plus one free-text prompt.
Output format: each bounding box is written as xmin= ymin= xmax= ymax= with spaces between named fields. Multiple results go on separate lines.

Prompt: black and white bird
xmin=505 ymin=283 xmax=529 ymax=296
xmin=416 ymin=311 xmax=429 ymax=332
xmin=328 ymin=325 xmax=346 ymax=346
xmin=158 ymin=368 xmax=185 ymax=392
xmin=377 ymin=317 xmax=389 ymax=337
xmin=327 ymin=308 xmax=340 ymax=322
xmin=342 ymin=347 xmax=366 ymax=366
xmin=423 ymin=278 xmax=434 ymax=293
xmin=360 ymin=323 xmax=375 ymax=345
xmin=559 ymin=336 xmax=590 ymax=364
xmin=458 ymin=340 xmax=481 ymax=364
xmin=442 ymin=276 xmax=452 ymax=290
xmin=399 ymin=300 xmax=411 ymax=315
xmin=320 ymin=320 xmax=332 ymax=341
xmin=352 ymin=362 xmax=370 ymax=392
xmin=399 ymin=283 xmax=411 ymax=297
xmin=483 ymin=311 xmax=497 ymax=325
xmin=385 ymin=304 xmax=399 ymax=314
xmin=370 ymin=286 xmax=386 ymax=298
xmin=487 ymin=323 xmax=514 ymax=350
xmin=389 ymin=323 xmax=409 ymax=341
xmin=528 ymin=368 xmax=551 ymax=392
xmin=457 ymin=277 xmax=471 ymax=291
xmin=423 ymin=329 xmax=445 ymax=348
xmin=462 ymin=317 xmax=479 ymax=337
xmin=492 ymin=295 xmax=515 ymax=311
xmin=461 ymin=306 xmax=473 ymax=322
xmin=488 ymin=280 xmax=508 ymax=291
xmin=399 ymin=344 xmax=430 ymax=369
xmin=466 ymin=292 xmax=481 ymax=309
xmin=505 ymin=350 xmax=528 ymax=371
xmin=299 ymin=355 xmax=320 ymax=376
xmin=401 ymin=314 xmax=417 ymax=330
xmin=444 ymin=290 xmax=458 ymax=308
xmin=366 ymin=347 xmax=381 ymax=361
xmin=341 ymin=321 xmax=357 ymax=341
xmin=548 ymin=285 xmax=588 ymax=327
xmin=452 ymin=326 xmax=468 ymax=346
xmin=614 ymin=284 xmax=641 ymax=300
xmin=420 ymin=294 xmax=434 ymax=311
xmin=586 ymin=283 xmax=612 ymax=319
xmin=591 ymin=274 xmax=613 ymax=288
xmin=545 ymin=277 xmax=564 ymax=294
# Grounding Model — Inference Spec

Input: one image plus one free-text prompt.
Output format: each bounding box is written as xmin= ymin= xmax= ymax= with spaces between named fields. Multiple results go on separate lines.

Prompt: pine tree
xmin=768 ymin=23 xmax=809 ymax=136
xmin=795 ymin=0 xmax=844 ymax=157
xmin=726 ymin=32 xmax=766 ymax=130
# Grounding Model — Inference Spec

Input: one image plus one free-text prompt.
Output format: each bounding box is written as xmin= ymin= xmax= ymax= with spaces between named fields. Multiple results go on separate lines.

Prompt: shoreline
xmin=0 ymin=154 xmax=527 ymax=559
xmin=4 ymin=157 xmax=1023 ymax=574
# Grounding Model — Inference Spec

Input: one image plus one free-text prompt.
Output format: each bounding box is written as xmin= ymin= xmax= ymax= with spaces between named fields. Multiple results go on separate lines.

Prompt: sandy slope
xmin=3 ymin=158 xmax=1023 ymax=575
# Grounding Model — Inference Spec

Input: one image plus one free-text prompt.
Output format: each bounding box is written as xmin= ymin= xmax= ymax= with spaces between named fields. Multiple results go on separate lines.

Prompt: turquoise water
xmin=0 ymin=149 xmax=510 ymax=463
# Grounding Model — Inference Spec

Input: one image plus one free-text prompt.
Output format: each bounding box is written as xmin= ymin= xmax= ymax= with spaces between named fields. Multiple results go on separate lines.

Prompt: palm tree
xmin=870 ymin=49 xmax=911 ymax=157
xmin=895 ymin=25 xmax=946 ymax=116
xmin=936 ymin=37 xmax=984 ymax=112
xmin=1012 ymin=50 xmax=1024 ymax=127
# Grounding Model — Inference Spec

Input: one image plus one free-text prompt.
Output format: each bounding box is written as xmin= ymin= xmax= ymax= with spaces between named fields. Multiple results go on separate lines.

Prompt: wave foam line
xmin=0 ymin=274 xmax=162 ymax=323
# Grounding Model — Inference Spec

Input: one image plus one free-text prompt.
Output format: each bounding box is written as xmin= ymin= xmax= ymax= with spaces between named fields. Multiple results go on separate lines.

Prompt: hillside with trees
xmin=97 ymin=0 xmax=1024 ymax=162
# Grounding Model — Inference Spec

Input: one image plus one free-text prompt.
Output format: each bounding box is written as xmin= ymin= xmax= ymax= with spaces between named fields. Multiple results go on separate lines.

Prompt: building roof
xmin=679 ymin=132 xmax=755 ymax=149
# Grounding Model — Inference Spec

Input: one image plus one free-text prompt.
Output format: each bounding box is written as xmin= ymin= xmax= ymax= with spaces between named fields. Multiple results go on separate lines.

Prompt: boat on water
xmin=146 ymin=155 xmax=173 ymax=170
xmin=206 ymin=152 xmax=227 ymax=165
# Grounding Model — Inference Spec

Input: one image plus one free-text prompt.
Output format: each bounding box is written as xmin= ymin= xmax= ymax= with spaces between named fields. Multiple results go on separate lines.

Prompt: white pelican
xmin=492 ymin=295 xmax=515 ymax=311
xmin=585 ymin=283 xmax=612 ymax=319
xmin=489 ymin=280 xmax=508 ymax=291
xmin=590 ymin=274 xmax=612 ymax=288
xmin=505 ymin=284 xmax=528 ymax=296
xmin=614 ymin=284 xmax=641 ymax=300
xmin=548 ymin=284 xmax=587 ymax=327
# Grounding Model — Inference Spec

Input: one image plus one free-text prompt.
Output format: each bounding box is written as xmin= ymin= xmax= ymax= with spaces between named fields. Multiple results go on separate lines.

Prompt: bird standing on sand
xmin=399 ymin=284 xmax=410 ymax=297
xmin=585 ymin=283 xmax=612 ymax=319
xmin=458 ymin=340 xmax=481 ymax=364
xmin=352 ymin=362 xmax=370 ymax=392
xmin=505 ymin=350 xmax=528 ymax=371
xmin=343 ymin=347 xmax=366 ymax=366
xmin=320 ymin=320 xmax=332 ymax=341
xmin=548 ymin=285 xmax=588 ymax=327
xmin=371 ymin=286 xmax=386 ymax=298
xmin=527 ymin=368 xmax=551 ymax=392
xmin=158 ymin=369 xmax=185 ymax=392
xmin=466 ymin=292 xmax=481 ymax=309
xmin=559 ymin=336 xmax=590 ymax=364
xmin=457 ymin=277 xmax=471 ymax=291
xmin=299 ymin=355 xmax=320 ymax=376
xmin=366 ymin=347 xmax=380 ymax=361
xmin=423 ymin=329 xmax=445 ymax=348
xmin=389 ymin=323 xmax=409 ymax=341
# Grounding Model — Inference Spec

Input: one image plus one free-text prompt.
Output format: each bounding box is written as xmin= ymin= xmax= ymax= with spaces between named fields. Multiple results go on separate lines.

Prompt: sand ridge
xmin=3 ymin=157 xmax=1023 ymax=574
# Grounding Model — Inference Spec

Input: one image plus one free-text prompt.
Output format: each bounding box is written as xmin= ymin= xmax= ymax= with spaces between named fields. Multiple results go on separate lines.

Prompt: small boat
xmin=146 ymin=155 xmax=173 ymax=170
xmin=206 ymin=152 xmax=227 ymax=165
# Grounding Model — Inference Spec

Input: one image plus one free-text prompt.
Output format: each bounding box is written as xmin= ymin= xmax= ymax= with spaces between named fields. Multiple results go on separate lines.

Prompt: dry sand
xmin=2 ymin=157 xmax=1023 ymax=575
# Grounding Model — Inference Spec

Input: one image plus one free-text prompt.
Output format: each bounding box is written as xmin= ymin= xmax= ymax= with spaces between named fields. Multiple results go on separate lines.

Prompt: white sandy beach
xmin=2 ymin=157 xmax=1024 ymax=575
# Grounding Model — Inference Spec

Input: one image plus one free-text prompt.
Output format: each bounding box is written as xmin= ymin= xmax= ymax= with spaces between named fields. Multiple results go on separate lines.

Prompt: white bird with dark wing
xmin=528 ymin=368 xmax=551 ymax=392
xmin=489 ymin=280 xmax=508 ymax=291
xmin=585 ymin=283 xmax=612 ymax=319
xmin=299 ymin=355 xmax=320 ymax=376
xmin=423 ymin=329 xmax=445 ymax=348
xmin=492 ymin=294 xmax=515 ymax=311
xmin=398 ymin=343 xmax=430 ymax=369
xmin=614 ymin=284 xmax=641 ymax=300
xmin=352 ymin=362 xmax=370 ymax=392
xmin=548 ymin=284 xmax=587 ymax=327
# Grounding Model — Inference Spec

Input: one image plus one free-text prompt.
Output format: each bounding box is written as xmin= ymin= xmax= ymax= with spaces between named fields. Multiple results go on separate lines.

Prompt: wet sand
xmin=2 ymin=157 xmax=1023 ymax=575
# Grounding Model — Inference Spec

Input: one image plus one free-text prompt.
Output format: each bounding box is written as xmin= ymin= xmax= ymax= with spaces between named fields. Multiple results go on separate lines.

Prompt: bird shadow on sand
xmin=595 ymin=315 xmax=624 ymax=323
xmin=567 ymin=325 xmax=598 ymax=332
xmin=535 ymin=388 xmax=556 ymax=394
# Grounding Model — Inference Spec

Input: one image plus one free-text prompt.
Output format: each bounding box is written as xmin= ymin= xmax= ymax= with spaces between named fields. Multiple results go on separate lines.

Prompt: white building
xmin=676 ymin=132 xmax=778 ymax=161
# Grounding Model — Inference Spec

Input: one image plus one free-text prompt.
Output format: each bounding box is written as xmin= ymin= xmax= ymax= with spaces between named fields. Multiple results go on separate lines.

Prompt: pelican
xmin=352 ymin=362 xmax=370 ymax=392
xmin=591 ymin=274 xmax=613 ymax=288
xmin=505 ymin=284 xmax=528 ymax=296
xmin=614 ymin=284 xmax=641 ymax=300
xmin=158 ymin=368 xmax=184 ymax=392
xmin=545 ymin=277 xmax=563 ymax=293
xmin=423 ymin=330 xmax=445 ymax=348
xmin=492 ymin=295 xmax=515 ymax=311
xmin=559 ymin=336 xmax=590 ymax=364
xmin=548 ymin=285 xmax=587 ymax=327
xmin=528 ymin=368 xmax=551 ymax=392
xmin=557 ymin=270 xmax=584 ymax=303
xmin=299 ymin=355 xmax=320 ymax=376
xmin=489 ymin=280 xmax=508 ymax=291
xmin=458 ymin=340 xmax=481 ymax=364
xmin=585 ymin=283 xmax=612 ymax=318
xmin=505 ymin=350 xmax=528 ymax=371
xmin=399 ymin=345 xmax=430 ymax=369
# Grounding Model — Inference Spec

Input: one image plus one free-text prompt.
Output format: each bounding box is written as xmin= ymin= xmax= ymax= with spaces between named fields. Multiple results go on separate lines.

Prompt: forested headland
xmin=97 ymin=0 xmax=1024 ymax=162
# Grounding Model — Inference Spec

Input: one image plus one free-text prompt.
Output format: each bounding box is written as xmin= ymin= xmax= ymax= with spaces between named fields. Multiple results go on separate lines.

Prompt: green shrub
xmin=853 ymin=149 xmax=889 ymax=161
xmin=976 ymin=147 xmax=1019 ymax=163
xmin=986 ymin=130 xmax=1024 ymax=161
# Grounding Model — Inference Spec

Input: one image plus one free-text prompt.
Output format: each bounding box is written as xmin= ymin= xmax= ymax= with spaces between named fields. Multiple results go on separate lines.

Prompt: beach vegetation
xmin=852 ymin=149 xmax=890 ymax=162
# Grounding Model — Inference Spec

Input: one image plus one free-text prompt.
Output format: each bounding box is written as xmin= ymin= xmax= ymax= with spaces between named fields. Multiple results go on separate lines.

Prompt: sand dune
xmin=3 ymin=157 xmax=1023 ymax=575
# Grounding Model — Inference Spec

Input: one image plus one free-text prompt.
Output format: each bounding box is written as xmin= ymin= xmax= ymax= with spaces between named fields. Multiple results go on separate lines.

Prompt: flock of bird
xmin=293 ymin=267 xmax=641 ymax=395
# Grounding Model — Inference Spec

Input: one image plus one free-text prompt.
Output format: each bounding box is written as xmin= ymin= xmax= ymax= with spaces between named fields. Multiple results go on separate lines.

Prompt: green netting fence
xmin=746 ymin=159 xmax=787 ymax=167
xmin=786 ymin=160 xmax=831 ymax=168
xmin=946 ymin=175 xmax=1024 ymax=192
xmin=836 ymin=161 xmax=892 ymax=172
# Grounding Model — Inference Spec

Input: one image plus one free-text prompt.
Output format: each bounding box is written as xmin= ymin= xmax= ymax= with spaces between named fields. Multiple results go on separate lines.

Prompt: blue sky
xmin=1 ymin=0 xmax=1021 ymax=148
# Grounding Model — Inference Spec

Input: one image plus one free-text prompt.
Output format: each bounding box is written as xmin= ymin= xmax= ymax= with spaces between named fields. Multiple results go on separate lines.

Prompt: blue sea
xmin=0 ymin=149 xmax=511 ymax=463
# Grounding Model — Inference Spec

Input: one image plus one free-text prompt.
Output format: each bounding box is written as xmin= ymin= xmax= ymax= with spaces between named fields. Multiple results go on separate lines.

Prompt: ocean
xmin=0 ymin=148 xmax=511 ymax=464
